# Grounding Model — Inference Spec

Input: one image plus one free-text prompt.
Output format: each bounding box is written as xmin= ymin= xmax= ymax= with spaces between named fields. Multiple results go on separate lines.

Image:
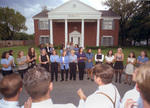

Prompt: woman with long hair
xmin=69 ymin=50 xmax=77 ymax=81
xmin=105 ymin=50 xmax=115 ymax=67
xmin=137 ymin=50 xmax=149 ymax=67
xmin=17 ymin=51 xmax=28 ymax=79
xmin=86 ymin=48 xmax=94 ymax=81
xmin=114 ymin=48 xmax=124 ymax=83
xmin=74 ymin=44 xmax=79 ymax=55
xmin=39 ymin=49 xmax=49 ymax=72
xmin=124 ymin=52 xmax=136 ymax=85
xmin=95 ymin=48 xmax=104 ymax=64
xmin=27 ymin=47 xmax=37 ymax=69
xmin=77 ymin=47 xmax=86 ymax=80
xmin=59 ymin=50 xmax=69 ymax=82
xmin=1 ymin=52 xmax=13 ymax=76
xmin=50 ymin=50 xmax=59 ymax=82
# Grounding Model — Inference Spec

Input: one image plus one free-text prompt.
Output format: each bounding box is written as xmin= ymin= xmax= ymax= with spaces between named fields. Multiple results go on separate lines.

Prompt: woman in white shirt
xmin=105 ymin=50 xmax=115 ymax=68
xmin=95 ymin=48 xmax=104 ymax=64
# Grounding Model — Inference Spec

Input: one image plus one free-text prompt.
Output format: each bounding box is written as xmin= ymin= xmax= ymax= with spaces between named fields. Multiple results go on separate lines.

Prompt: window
xmin=101 ymin=36 xmax=113 ymax=46
xmin=39 ymin=36 xmax=50 ymax=45
xmin=102 ymin=20 xmax=113 ymax=30
xmin=39 ymin=21 xmax=49 ymax=30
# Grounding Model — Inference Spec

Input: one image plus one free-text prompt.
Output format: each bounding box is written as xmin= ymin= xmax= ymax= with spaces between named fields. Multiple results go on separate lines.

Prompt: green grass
xmin=0 ymin=46 xmax=149 ymax=68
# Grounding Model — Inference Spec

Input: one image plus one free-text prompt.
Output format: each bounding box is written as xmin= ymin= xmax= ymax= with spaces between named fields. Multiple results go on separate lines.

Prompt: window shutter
xmin=111 ymin=37 xmax=114 ymax=46
xmin=101 ymin=20 xmax=104 ymax=30
xmin=39 ymin=37 xmax=41 ymax=44
xmin=112 ymin=20 xmax=115 ymax=30
xmin=38 ymin=21 xmax=40 ymax=30
xmin=101 ymin=37 xmax=103 ymax=46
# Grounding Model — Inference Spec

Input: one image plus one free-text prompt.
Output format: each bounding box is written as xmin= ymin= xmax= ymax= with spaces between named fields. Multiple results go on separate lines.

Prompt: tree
xmin=103 ymin=0 xmax=149 ymax=46
xmin=0 ymin=7 xmax=27 ymax=40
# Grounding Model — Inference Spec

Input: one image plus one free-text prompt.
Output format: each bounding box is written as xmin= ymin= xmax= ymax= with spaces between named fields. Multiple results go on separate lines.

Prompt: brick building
xmin=33 ymin=0 xmax=120 ymax=47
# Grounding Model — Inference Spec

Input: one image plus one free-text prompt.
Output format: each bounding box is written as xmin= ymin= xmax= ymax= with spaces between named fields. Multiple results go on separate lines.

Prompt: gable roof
xmin=33 ymin=10 xmax=49 ymax=18
xmin=100 ymin=9 xmax=120 ymax=17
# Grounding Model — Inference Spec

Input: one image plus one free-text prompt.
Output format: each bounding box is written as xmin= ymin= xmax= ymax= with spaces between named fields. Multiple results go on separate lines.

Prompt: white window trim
xmin=103 ymin=36 xmax=112 ymax=37
xmin=103 ymin=20 xmax=113 ymax=30
xmin=40 ymin=35 xmax=49 ymax=37
xmin=39 ymin=21 xmax=49 ymax=30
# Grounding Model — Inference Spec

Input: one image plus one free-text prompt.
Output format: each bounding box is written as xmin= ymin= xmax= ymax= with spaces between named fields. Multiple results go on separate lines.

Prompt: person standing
xmin=137 ymin=50 xmax=149 ymax=67
xmin=85 ymin=48 xmax=94 ymax=81
xmin=114 ymin=48 xmax=124 ymax=83
xmin=124 ymin=52 xmax=136 ymax=85
xmin=105 ymin=50 xmax=115 ymax=68
xmin=74 ymin=44 xmax=79 ymax=56
xmin=27 ymin=47 xmax=37 ymax=69
xmin=1 ymin=52 xmax=13 ymax=76
xmin=69 ymin=50 xmax=77 ymax=81
xmin=66 ymin=42 xmax=70 ymax=56
xmin=39 ymin=44 xmax=44 ymax=54
xmin=39 ymin=49 xmax=49 ymax=72
xmin=50 ymin=50 xmax=59 ymax=82
xmin=17 ymin=51 xmax=28 ymax=79
xmin=8 ymin=50 xmax=15 ymax=66
xmin=45 ymin=43 xmax=51 ymax=57
xmin=60 ymin=44 xmax=64 ymax=55
xmin=49 ymin=44 xmax=54 ymax=56
xmin=77 ymin=47 xmax=86 ymax=80
xmin=95 ymin=48 xmax=104 ymax=64
xmin=59 ymin=50 xmax=69 ymax=82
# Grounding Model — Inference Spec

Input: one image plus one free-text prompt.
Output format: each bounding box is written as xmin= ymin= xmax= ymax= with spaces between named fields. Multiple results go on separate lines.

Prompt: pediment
xmin=48 ymin=0 xmax=101 ymax=15
xmin=69 ymin=30 xmax=81 ymax=35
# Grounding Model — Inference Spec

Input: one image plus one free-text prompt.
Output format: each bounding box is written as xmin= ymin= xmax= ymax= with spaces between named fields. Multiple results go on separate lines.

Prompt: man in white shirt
xmin=121 ymin=68 xmax=143 ymax=108
xmin=77 ymin=63 xmax=121 ymax=108
xmin=21 ymin=67 xmax=78 ymax=108
xmin=0 ymin=74 xmax=22 ymax=108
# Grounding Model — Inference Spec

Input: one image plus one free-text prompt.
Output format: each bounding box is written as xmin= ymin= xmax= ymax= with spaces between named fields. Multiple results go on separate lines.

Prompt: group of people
xmin=0 ymin=62 xmax=150 ymax=108
xmin=0 ymin=42 xmax=149 ymax=85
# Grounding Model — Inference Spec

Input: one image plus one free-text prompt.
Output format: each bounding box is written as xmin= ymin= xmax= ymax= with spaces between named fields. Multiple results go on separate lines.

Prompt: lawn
xmin=0 ymin=45 xmax=149 ymax=68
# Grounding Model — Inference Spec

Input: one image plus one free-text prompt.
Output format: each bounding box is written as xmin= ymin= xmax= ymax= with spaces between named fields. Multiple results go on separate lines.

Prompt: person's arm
xmin=59 ymin=57 xmax=63 ymax=64
xmin=95 ymin=54 xmax=98 ymax=62
xmin=126 ymin=58 xmax=129 ymax=64
xmin=99 ymin=54 xmax=104 ymax=62
xmin=17 ymin=58 xmax=27 ymax=66
xmin=64 ymin=56 xmax=69 ymax=64
xmin=82 ymin=53 xmax=86 ymax=60
xmin=46 ymin=55 xmax=50 ymax=63
xmin=114 ymin=54 xmax=117 ymax=61
xmin=27 ymin=55 xmax=34 ymax=62
xmin=1 ymin=59 xmax=13 ymax=68
xmin=110 ymin=56 xmax=115 ymax=63
xmin=124 ymin=99 xmax=137 ymax=108
xmin=131 ymin=58 xmax=136 ymax=66
xmin=56 ymin=56 xmax=59 ymax=62
xmin=34 ymin=53 xmax=37 ymax=61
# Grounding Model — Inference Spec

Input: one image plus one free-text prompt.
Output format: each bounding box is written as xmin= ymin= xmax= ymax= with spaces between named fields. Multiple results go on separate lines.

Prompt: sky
xmin=0 ymin=0 xmax=108 ymax=34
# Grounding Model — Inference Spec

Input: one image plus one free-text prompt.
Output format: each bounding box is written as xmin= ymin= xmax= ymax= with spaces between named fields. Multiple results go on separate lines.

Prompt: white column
xmin=96 ymin=19 xmax=100 ymax=46
xmin=81 ymin=19 xmax=84 ymax=48
xmin=65 ymin=19 xmax=68 ymax=48
xmin=50 ymin=19 xmax=53 ymax=44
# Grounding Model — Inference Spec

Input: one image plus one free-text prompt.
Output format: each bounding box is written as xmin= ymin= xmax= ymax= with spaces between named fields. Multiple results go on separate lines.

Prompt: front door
xmin=71 ymin=37 xmax=80 ymax=46
xmin=69 ymin=30 xmax=81 ymax=47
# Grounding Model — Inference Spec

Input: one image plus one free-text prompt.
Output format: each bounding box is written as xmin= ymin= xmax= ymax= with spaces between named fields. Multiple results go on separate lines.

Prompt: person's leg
xmin=60 ymin=69 xmax=64 ymax=82
xmin=115 ymin=69 xmax=118 ymax=83
xmin=90 ymin=69 xmax=93 ymax=81
xmin=82 ymin=62 xmax=85 ymax=80
xmin=124 ymin=74 xmax=128 ymax=84
xmin=70 ymin=63 xmax=73 ymax=80
xmin=129 ymin=75 xmax=132 ymax=85
xmin=87 ymin=69 xmax=90 ymax=80
xmin=73 ymin=63 xmax=77 ymax=80
xmin=19 ymin=70 xmax=24 ymax=79
xmin=119 ymin=69 xmax=122 ymax=83
xmin=55 ymin=63 xmax=58 ymax=82
xmin=51 ymin=64 xmax=54 ymax=82
xmin=66 ymin=69 xmax=68 ymax=81
xmin=78 ymin=63 xmax=82 ymax=80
